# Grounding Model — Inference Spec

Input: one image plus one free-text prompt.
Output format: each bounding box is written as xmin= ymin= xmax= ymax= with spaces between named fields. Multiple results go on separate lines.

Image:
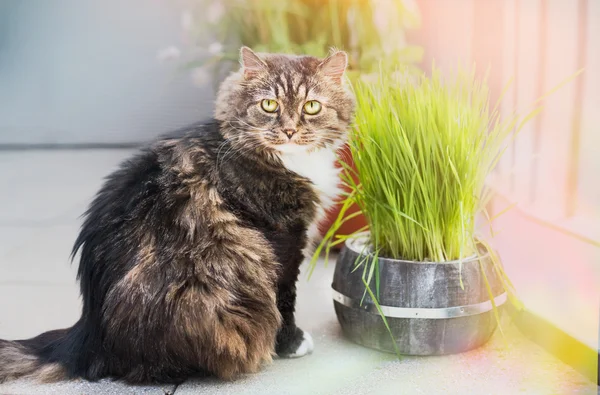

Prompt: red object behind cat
xmin=319 ymin=145 xmax=368 ymax=249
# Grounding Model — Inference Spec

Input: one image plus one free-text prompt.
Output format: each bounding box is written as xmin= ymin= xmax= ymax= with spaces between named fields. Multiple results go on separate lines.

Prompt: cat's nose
xmin=283 ymin=129 xmax=297 ymax=139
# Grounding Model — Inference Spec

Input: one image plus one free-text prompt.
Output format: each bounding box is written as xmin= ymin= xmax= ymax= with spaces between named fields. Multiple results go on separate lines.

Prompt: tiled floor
xmin=0 ymin=150 xmax=596 ymax=395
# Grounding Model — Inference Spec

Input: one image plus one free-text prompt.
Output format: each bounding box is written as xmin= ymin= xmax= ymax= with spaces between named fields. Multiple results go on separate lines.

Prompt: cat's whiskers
xmin=217 ymin=136 xmax=245 ymax=169
xmin=217 ymin=121 xmax=277 ymax=169
xmin=222 ymin=145 xmax=267 ymax=168
xmin=217 ymin=137 xmax=268 ymax=170
xmin=216 ymin=138 xmax=235 ymax=171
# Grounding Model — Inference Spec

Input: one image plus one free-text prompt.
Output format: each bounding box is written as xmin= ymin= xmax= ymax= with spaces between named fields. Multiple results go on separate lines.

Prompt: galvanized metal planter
xmin=332 ymin=233 xmax=507 ymax=355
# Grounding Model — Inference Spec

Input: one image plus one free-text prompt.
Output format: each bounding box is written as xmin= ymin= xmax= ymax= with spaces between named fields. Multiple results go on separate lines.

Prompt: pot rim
xmin=345 ymin=232 xmax=490 ymax=265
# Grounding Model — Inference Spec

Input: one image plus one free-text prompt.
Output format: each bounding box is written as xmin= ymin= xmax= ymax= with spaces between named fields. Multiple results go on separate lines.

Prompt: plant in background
xmin=329 ymin=64 xmax=578 ymax=263
xmin=170 ymin=0 xmax=422 ymax=86
xmin=327 ymin=68 xmax=532 ymax=262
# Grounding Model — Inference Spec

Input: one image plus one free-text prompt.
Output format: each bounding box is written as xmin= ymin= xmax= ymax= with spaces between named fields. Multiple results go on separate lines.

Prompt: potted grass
xmin=311 ymin=67 xmax=535 ymax=355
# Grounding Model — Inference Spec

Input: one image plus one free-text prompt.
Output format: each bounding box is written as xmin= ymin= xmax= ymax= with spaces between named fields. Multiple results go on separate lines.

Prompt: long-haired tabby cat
xmin=0 ymin=47 xmax=355 ymax=384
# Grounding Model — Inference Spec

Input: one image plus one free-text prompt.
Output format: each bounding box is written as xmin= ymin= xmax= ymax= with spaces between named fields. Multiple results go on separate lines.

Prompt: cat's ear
xmin=240 ymin=46 xmax=268 ymax=79
xmin=318 ymin=50 xmax=348 ymax=84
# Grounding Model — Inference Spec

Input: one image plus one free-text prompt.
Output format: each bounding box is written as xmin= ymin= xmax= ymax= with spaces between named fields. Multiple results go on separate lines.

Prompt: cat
xmin=0 ymin=47 xmax=355 ymax=384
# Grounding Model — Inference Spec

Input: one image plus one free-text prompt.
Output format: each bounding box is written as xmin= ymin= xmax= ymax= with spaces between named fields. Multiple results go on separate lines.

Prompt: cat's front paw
xmin=276 ymin=327 xmax=314 ymax=358
xmin=288 ymin=330 xmax=313 ymax=358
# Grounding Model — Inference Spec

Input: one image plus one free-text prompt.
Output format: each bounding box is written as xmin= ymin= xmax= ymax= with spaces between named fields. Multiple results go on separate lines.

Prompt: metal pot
xmin=332 ymin=233 xmax=507 ymax=355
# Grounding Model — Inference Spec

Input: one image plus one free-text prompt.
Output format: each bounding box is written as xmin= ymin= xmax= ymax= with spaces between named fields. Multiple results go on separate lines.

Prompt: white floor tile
xmin=0 ymin=378 xmax=176 ymax=395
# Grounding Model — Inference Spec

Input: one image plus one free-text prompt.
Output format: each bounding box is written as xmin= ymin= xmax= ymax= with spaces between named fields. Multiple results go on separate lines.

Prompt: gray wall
xmin=0 ymin=0 xmax=213 ymax=145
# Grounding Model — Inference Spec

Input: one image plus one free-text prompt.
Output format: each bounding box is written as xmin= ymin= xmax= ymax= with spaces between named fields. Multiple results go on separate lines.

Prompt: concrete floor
xmin=0 ymin=150 xmax=596 ymax=395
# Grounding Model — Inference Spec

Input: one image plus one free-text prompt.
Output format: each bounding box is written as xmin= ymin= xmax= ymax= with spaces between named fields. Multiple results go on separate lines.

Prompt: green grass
xmin=314 ymin=67 xmax=539 ymax=265
xmin=311 ymin=65 xmax=580 ymax=268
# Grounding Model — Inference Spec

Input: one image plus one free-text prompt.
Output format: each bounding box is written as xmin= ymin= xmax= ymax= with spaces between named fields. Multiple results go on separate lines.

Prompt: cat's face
xmin=215 ymin=48 xmax=355 ymax=155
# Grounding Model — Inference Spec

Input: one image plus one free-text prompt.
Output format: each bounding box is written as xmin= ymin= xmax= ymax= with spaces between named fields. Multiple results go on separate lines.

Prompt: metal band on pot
xmin=332 ymin=288 xmax=508 ymax=319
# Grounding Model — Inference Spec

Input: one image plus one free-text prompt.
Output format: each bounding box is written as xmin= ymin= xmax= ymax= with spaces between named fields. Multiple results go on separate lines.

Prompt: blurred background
xmin=0 ymin=0 xmax=598 ymax=385
xmin=0 ymin=0 xmax=211 ymax=145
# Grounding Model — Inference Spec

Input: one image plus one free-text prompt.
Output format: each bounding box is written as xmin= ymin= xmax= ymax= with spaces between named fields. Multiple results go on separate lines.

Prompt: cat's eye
xmin=303 ymin=100 xmax=322 ymax=115
xmin=261 ymin=99 xmax=279 ymax=113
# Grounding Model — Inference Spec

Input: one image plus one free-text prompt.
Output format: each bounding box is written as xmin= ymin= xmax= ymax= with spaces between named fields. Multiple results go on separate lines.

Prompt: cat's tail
xmin=0 ymin=328 xmax=70 ymax=384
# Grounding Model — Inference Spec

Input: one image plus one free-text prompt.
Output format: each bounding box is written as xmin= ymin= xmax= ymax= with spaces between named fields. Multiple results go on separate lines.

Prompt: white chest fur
xmin=279 ymin=148 xmax=342 ymax=258
xmin=280 ymin=148 xmax=341 ymax=210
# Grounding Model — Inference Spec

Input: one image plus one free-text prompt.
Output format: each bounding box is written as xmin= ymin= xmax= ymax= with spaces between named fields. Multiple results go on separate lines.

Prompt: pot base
xmin=334 ymin=302 xmax=500 ymax=355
